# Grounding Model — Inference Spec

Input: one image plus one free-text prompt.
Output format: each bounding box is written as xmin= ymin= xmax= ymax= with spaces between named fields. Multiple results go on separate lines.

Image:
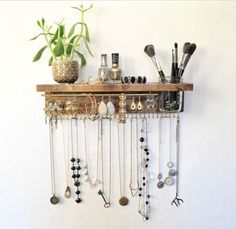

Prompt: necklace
xmin=70 ymin=117 xmax=82 ymax=203
xmin=118 ymin=122 xmax=129 ymax=206
xmin=157 ymin=116 xmax=165 ymax=189
xmin=62 ymin=118 xmax=71 ymax=199
xmin=164 ymin=116 xmax=175 ymax=186
xmin=171 ymin=114 xmax=184 ymax=207
xmin=129 ymin=117 xmax=139 ymax=197
xmin=138 ymin=118 xmax=150 ymax=221
xmin=49 ymin=118 xmax=59 ymax=205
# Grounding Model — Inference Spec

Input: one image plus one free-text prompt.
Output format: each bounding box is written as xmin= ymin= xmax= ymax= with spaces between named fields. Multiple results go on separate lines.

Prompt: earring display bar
xmin=36 ymin=82 xmax=193 ymax=117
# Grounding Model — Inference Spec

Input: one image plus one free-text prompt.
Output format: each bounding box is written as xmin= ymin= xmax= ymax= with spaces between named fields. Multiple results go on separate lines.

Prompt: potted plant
xmin=31 ymin=4 xmax=93 ymax=83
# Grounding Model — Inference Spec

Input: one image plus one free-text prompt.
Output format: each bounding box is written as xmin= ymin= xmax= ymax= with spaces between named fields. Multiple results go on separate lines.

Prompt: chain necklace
xmin=62 ymin=118 xmax=71 ymax=199
xmin=164 ymin=116 xmax=176 ymax=186
xmin=157 ymin=116 xmax=165 ymax=189
xmin=129 ymin=117 xmax=139 ymax=197
xmin=49 ymin=118 xmax=59 ymax=205
xmin=118 ymin=122 xmax=129 ymax=206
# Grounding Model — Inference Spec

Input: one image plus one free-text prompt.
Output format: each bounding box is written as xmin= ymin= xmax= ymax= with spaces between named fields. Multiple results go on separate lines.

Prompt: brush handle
xmin=159 ymin=70 xmax=166 ymax=83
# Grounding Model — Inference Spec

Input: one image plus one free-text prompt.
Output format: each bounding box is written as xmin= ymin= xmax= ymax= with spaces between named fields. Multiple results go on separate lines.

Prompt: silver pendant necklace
xmin=49 ymin=118 xmax=59 ymax=205
xmin=164 ymin=116 xmax=175 ymax=186
xmin=157 ymin=116 xmax=165 ymax=189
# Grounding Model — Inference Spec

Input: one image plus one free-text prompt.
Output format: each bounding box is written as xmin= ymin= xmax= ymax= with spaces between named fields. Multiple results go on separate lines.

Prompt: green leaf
xmin=58 ymin=25 xmax=65 ymax=38
xmin=66 ymin=35 xmax=79 ymax=56
xmin=68 ymin=23 xmax=77 ymax=38
xmin=82 ymin=36 xmax=93 ymax=57
xmin=48 ymin=56 xmax=53 ymax=66
xmin=33 ymin=45 xmax=47 ymax=62
xmin=41 ymin=18 xmax=45 ymax=27
xmin=37 ymin=20 xmax=41 ymax=28
xmin=83 ymin=23 xmax=90 ymax=42
xmin=71 ymin=6 xmax=82 ymax=12
xmin=30 ymin=33 xmax=53 ymax=41
xmin=53 ymin=37 xmax=64 ymax=57
xmin=75 ymin=51 xmax=86 ymax=67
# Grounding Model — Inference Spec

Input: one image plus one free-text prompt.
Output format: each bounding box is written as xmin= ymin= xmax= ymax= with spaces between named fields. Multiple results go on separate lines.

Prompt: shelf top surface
xmin=36 ymin=82 xmax=193 ymax=93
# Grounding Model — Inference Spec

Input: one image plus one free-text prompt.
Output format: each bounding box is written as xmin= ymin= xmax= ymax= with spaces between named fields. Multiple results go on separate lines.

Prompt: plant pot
xmin=52 ymin=60 xmax=79 ymax=84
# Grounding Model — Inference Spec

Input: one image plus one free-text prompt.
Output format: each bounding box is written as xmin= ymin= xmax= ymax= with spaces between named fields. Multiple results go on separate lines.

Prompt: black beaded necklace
xmin=138 ymin=118 xmax=150 ymax=221
xmin=70 ymin=117 xmax=82 ymax=204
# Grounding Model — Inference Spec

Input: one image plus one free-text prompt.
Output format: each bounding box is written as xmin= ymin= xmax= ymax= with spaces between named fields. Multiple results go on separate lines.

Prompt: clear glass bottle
xmin=98 ymin=54 xmax=109 ymax=83
xmin=109 ymin=53 xmax=122 ymax=82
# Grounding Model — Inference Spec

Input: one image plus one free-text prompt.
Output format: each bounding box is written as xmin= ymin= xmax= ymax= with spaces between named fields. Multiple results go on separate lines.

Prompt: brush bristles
xmin=188 ymin=43 xmax=197 ymax=55
xmin=144 ymin=44 xmax=155 ymax=57
xmin=174 ymin=43 xmax=178 ymax=48
xmin=183 ymin=42 xmax=191 ymax=54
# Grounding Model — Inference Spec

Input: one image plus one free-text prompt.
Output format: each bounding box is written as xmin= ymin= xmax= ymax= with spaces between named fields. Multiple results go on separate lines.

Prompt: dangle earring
xmin=98 ymin=97 xmax=107 ymax=117
xmin=130 ymin=97 xmax=137 ymax=112
xmin=164 ymin=116 xmax=175 ymax=186
xmin=106 ymin=97 xmax=115 ymax=116
xmin=137 ymin=97 xmax=143 ymax=111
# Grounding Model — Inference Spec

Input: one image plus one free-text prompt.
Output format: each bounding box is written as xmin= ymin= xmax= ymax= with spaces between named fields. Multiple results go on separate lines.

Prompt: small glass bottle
xmin=109 ymin=53 xmax=122 ymax=82
xmin=98 ymin=54 xmax=109 ymax=83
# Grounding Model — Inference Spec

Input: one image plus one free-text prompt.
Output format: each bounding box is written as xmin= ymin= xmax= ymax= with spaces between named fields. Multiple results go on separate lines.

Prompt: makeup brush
xmin=144 ymin=44 xmax=166 ymax=83
xmin=171 ymin=49 xmax=175 ymax=83
xmin=174 ymin=42 xmax=178 ymax=80
xmin=178 ymin=43 xmax=197 ymax=78
xmin=177 ymin=42 xmax=191 ymax=80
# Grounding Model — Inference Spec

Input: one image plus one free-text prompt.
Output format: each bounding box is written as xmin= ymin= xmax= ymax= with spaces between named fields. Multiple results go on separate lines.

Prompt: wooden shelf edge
xmin=36 ymin=82 xmax=193 ymax=93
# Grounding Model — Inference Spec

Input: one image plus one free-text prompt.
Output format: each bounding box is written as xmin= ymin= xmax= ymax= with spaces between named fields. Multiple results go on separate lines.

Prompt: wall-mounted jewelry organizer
xmin=36 ymin=82 xmax=193 ymax=221
xmin=37 ymin=83 xmax=193 ymax=120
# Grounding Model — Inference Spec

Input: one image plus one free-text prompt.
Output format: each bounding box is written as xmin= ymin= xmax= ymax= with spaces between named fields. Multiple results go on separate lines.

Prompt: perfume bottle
xmin=109 ymin=53 xmax=122 ymax=81
xmin=98 ymin=54 xmax=109 ymax=83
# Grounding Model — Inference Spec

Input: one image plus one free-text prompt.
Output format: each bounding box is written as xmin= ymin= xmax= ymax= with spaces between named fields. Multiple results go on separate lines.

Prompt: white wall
xmin=0 ymin=1 xmax=236 ymax=229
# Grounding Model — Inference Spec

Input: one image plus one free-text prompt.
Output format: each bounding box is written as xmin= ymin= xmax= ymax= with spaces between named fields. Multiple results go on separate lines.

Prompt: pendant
xmin=119 ymin=196 xmax=129 ymax=206
xmin=169 ymin=169 xmax=176 ymax=177
xmin=50 ymin=194 xmax=59 ymax=205
xmin=157 ymin=181 xmax=164 ymax=189
xmin=164 ymin=177 xmax=174 ymax=186
xmin=64 ymin=186 xmax=72 ymax=199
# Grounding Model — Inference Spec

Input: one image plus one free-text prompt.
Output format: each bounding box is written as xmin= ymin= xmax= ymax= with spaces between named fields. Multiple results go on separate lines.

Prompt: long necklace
xmin=62 ymin=118 xmax=71 ymax=199
xmin=171 ymin=114 xmax=184 ymax=207
xmin=129 ymin=117 xmax=139 ymax=197
xmin=49 ymin=118 xmax=59 ymax=205
xmin=138 ymin=118 xmax=150 ymax=220
xmin=164 ymin=116 xmax=175 ymax=186
xmin=70 ymin=117 xmax=82 ymax=203
xmin=157 ymin=116 xmax=165 ymax=189
xmin=118 ymin=122 xmax=129 ymax=206
xmin=83 ymin=118 xmax=94 ymax=188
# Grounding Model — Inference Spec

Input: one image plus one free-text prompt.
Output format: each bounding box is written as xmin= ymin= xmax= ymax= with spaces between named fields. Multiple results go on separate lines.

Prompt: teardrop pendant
xmin=64 ymin=186 xmax=72 ymax=199
xmin=98 ymin=100 xmax=107 ymax=116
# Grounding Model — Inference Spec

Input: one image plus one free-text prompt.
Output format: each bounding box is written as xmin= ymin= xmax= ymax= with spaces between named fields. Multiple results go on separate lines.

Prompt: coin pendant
xmin=165 ymin=177 xmax=174 ymax=186
xmin=157 ymin=181 xmax=164 ymax=189
xmin=119 ymin=196 xmax=129 ymax=206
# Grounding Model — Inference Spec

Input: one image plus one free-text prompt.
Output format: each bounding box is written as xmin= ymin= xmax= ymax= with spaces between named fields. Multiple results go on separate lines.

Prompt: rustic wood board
xmin=36 ymin=82 xmax=193 ymax=93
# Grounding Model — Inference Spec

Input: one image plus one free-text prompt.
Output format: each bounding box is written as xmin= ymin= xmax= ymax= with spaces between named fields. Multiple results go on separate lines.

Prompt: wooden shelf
xmin=36 ymin=82 xmax=193 ymax=93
